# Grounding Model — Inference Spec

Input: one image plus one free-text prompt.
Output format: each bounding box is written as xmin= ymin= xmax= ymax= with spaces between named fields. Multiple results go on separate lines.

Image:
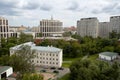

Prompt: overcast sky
xmin=0 ymin=0 xmax=120 ymax=27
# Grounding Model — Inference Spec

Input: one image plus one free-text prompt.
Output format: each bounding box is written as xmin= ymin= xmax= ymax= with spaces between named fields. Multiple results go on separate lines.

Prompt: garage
xmin=0 ymin=66 xmax=13 ymax=79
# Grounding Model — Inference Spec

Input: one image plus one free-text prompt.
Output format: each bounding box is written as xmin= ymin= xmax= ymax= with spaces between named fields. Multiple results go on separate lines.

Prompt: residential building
xmin=77 ymin=17 xmax=99 ymax=38
xmin=0 ymin=66 xmax=13 ymax=79
xmin=10 ymin=42 xmax=63 ymax=67
xmin=99 ymin=52 xmax=118 ymax=61
xmin=98 ymin=22 xmax=110 ymax=38
xmin=40 ymin=17 xmax=63 ymax=37
xmin=110 ymin=16 xmax=120 ymax=33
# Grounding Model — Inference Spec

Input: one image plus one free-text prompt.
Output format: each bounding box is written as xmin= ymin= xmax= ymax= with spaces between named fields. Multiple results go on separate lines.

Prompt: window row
xmin=36 ymin=57 xmax=58 ymax=61
xmin=38 ymin=53 xmax=58 ymax=56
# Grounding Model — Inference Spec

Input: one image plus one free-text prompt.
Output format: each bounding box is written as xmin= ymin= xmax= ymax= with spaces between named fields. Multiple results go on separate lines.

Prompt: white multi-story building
xmin=110 ymin=16 xmax=120 ymax=33
xmin=40 ymin=17 xmax=63 ymax=37
xmin=98 ymin=22 xmax=110 ymax=38
xmin=77 ymin=17 xmax=99 ymax=38
xmin=10 ymin=42 xmax=63 ymax=67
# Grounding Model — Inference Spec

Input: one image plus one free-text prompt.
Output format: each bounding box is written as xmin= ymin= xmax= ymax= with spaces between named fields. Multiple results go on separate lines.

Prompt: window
xmin=56 ymin=63 xmax=58 ymax=65
xmin=37 ymin=61 xmax=39 ymax=63
xmin=53 ymin=58 xmax=54 ymax=60
xmin=50 ymin=54 xmax=51 ymax=56
xmin=56 ymin=59 xmax=58 ymax=61
xmin=40 ymin=61 xmax=42 ymax=63
xmin=53 ymin=54 xmax=54 ymax=56
xmin=50 ymin=58 xmax=51 ymax=60
xmin=53 ymin=62 xmax=54 ymax=64
xmin=56 ymin=54 xmax=58 ymax=56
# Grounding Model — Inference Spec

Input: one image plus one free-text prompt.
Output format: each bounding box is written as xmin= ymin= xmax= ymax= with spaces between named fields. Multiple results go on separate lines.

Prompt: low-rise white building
xmin=99 ymin=52 xmax=118 ymax=61
xmin=10 ymin=42 xmax=63 ymax=67
xmin=0 ymin=66 xmax=13 ymax=79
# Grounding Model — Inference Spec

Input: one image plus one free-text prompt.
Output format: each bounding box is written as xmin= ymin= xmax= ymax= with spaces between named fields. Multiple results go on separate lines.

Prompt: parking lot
xmin=35 ymin=66 xmax=70 ymax=80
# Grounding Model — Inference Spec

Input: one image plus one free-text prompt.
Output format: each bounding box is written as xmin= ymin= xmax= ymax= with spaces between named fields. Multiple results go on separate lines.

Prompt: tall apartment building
xmin=40 ymin=17 xmax=63 ymax=37
xmin=77 ymin=17 xmax=99 ymax=38
xmin=110 ymin=16 xmax=120 ymax=33
xmin=98 ymin=22 xmax=110 ymax=38
xmin=0 ymin=17 xmax=9 ymax=39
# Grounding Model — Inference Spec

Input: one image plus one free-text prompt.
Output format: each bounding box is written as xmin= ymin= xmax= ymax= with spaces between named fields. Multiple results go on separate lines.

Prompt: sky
xmin=0 ymin=0 xmax=120 ymax=27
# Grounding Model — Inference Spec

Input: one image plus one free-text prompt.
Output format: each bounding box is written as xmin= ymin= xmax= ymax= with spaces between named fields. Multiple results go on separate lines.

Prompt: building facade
xmin=0 ymin=17 xmax=9 ymax=39
xmin=0 ymin=66 xmax=13 ymax=79
xmin=40 ymin=17 xmax=63 ymax=37
xmin=98 ymin=22 xmax=110 ymax=38
xmin=99 ymin=52 xmax=118 ymax=61
xmin=77 ymin=17 xmax=99 ymax=38
xmin=110 ymin=16 xmax=120 ymax=33
xmin=10 ymin=42 xmax=63 ymax=67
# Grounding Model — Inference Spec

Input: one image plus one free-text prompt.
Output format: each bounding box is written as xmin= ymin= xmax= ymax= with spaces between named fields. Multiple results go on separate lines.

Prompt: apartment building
xmin=77 ymin=17 xmax=99 ymax=38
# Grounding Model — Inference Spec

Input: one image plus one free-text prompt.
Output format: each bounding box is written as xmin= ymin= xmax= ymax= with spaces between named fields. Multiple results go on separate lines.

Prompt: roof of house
xmin=99 ymin=52 xmax=118 ymax=57
xmin=10 ymin=42 xmax=62 ymax=53
xmin=0 ymin=66 xmax=12 ymax=74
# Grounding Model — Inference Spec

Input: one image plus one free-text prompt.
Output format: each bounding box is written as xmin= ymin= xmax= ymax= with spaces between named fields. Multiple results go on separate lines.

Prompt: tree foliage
xmin=70 ymin=59 xmax=120 ymax=80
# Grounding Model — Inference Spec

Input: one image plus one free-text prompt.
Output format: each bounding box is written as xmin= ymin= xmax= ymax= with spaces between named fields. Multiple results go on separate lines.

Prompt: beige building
xmin=40 ymin=17 xmax=63 ymax=37
xmin=9 ymin=25 xmax=28 ymax=32
xmin=98 ymin=22 xmax=110 ymax=38
xmin=0 ymin=17 xmax=9 ymax=39
xmin=77 ymin=17 xmax=99 ymax=38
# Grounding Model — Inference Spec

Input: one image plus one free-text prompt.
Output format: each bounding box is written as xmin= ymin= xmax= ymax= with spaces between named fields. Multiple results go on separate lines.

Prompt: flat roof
xmin=99 ymin=52 xmax=118 ymax=57
xmin=0 ymin=66 xmax=12 ymax=74
xmin=10 ymin=42 xmax=62 ymax=53
xmin=31 ymin=46 xmax=61 ymax=52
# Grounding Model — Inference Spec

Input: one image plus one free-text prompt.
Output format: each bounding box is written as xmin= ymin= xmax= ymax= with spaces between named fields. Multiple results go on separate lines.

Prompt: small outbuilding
xmin=99 ymin=52 xmax=118 ymax=61
xmin=0 ymin=66 xmax=13 ymax=79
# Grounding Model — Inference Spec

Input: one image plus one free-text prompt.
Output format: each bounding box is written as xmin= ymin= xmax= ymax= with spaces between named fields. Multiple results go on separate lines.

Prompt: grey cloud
xmin=40 ymin=4 xmax=52 ymax=11
xmin=92 ymin=2 xmax=120 ymax=15
xmin=22 ymin=2 xmax=40 ymax=10
xmin=0 ymin=0 xmax=20 ymax=16
xmin=67 ymin=2 xmax=79 ymax=11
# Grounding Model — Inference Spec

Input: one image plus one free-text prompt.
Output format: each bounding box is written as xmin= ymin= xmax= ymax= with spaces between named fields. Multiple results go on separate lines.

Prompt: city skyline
xmin=0 ymin=0 xmax=120 ymax=27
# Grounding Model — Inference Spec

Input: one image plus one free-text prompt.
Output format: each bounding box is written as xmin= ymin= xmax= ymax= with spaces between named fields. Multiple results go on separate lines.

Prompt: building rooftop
xmin=0 ymin=66 xmax=12 ymax=74
xmin=10 ymin=42 xmax=62 ymax=53
xmin=31 ymin=46 xmax=61 ymax=52
xmin=99 ymin=52 xmax=118 ymax=57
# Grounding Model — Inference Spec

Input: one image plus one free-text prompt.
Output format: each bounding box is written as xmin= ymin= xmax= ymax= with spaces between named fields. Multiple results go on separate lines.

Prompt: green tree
xmin=9 ymin=45 xmax=36 ymax=80
xmin=19 ymin=33 xmax=33 ymax=44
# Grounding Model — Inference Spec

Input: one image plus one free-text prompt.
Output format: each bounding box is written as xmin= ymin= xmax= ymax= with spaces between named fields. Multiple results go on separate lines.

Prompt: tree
xmin=19 ymin=33 xmax=33 ymax=44
xmin=9 ymin=45 xmax=36 ymax=80
xmin=70 ymin=59 xmax=120 ymax=80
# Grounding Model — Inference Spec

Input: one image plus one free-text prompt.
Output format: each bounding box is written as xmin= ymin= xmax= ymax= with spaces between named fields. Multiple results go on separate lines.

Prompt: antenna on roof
xmin=51 ymin=15 xmax=53 ymax=20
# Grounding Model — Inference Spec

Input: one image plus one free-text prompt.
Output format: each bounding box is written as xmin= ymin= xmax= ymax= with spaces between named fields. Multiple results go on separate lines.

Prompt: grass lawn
xmin=62 ymin=57 xmax=82 ymax=68
xmin=88 ymin=54 xmax=98 ymax=60
xmin=58 ymin=73 xmax=70 ymax=80
xmin=62 ymin=54 xmax=98 ymax=68
xmin=62 ymin=62 xmax=71 ymax=68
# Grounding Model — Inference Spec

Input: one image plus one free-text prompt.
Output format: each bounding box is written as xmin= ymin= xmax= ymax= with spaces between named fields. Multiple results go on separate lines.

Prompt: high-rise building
xmin=77 ymin=17 xmax=99 ymax=38
xmin=98 ymin=22 xmax=110 ymax=38
xmin=40 ymin=17 xmax=63 ymax=37
xmin=110 ymin=16 xmax=120 ymax=33
xmin=0 ymin=17 xmax=9 ymax=39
